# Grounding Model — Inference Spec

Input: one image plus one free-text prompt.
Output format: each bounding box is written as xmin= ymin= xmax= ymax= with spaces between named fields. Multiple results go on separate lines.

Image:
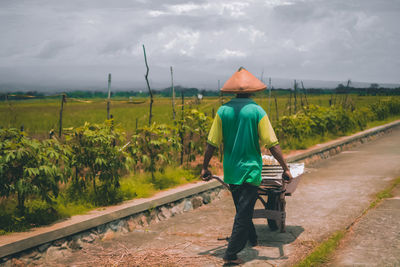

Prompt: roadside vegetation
xmin=1 ymin=95 xmax=400 ymax=234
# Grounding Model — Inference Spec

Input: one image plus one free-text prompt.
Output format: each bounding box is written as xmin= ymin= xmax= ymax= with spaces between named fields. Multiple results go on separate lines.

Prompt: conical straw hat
xmin=221 ymin=67 xmax=266 ymax=93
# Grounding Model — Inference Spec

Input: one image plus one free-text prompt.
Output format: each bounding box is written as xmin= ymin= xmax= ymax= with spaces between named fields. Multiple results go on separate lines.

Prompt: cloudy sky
xmin=0 ymin=0 xmax=399 ymax=91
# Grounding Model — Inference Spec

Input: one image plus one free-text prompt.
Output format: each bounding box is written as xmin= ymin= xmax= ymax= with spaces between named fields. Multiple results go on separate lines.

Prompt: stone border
xmin=0 ymin=181 xmax=222 ymax=260
xmin=0 ymin=119 xmax=399 ymax=262
xmin=1 ymin=187 xmax=225 ymax=265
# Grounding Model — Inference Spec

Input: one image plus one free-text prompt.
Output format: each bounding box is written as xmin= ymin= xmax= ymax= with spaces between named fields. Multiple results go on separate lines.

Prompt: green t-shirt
xmin=207 ymin=98 xmax=278 ymax=186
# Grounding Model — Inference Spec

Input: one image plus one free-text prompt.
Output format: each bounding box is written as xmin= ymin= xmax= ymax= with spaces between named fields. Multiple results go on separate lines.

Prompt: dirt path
xmin=32 ymin=126 xmax=400 ymax=267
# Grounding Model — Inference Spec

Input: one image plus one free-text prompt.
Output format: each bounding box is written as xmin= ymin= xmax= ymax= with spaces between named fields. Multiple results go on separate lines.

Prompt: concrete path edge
xmin=0 ymin=119 xmax=399 ymax=259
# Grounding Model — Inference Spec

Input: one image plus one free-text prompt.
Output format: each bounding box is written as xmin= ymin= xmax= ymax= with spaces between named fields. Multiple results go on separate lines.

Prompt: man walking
xmin=201 ymin=67 xmax=292 ymax=265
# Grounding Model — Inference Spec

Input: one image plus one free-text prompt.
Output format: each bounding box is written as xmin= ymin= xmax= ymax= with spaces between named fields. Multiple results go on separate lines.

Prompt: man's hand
xmin=282 ymin=169 xmax=293 ymax=183
xmin=201 ymin=168 xmax=212 ymax=181
xmin=201 ymin=144 xmax=216 ymax=181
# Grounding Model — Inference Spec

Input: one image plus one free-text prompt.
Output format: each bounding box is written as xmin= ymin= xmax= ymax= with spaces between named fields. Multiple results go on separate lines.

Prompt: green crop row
xmin=1 ymin=97 xmax=399 ymax=233
xmin=0 ymin=109 xmax=210 ymax=233
xmin=276 ymin=98 xmax=400 ymax=149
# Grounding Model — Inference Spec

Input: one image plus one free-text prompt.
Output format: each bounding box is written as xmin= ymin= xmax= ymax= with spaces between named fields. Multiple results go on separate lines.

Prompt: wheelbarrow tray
xmin=260 ymin=163 xmax=304 ymax=195
xmin=254 ymin=163 xmax=304 ymax=232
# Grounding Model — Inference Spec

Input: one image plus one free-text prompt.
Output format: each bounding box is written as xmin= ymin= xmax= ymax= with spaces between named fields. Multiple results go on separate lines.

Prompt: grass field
xmin=1 ymin=94 xmax=397 ymax=137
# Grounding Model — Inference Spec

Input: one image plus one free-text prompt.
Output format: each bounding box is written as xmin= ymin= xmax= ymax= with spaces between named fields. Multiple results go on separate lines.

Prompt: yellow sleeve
xmin=258 ymin=115 xmax=279 ymax=148
xmin=207 ymin=114 xmax=222 ymax=147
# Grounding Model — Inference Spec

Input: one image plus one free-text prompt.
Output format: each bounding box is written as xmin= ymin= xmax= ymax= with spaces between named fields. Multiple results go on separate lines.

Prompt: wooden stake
xmin=294 ymin=82 xmax=297 ymax=112
xmin=107 ymin=73 xmax=111 ymax=120
xmin=142 ymin=45 xmax=154 ymax=126
xmin=170 ymin=66 xmax=176 ymax=120
xmin=59 ymin=94 xmax=66 ymax=137
xmin=301 ymin=81 xmax=309 ymax=106
xmin=343 ymin=79 xmax=351 ymax=109
xmin=268 ymin=77 xmax=272 ymax=115
xmin=218 ymin=80 xmax=223 ymax=105
xmin=274 ymin=95 xmax=279 ymax=122
xmin=180 ymin=92 xmax=184 ymax=165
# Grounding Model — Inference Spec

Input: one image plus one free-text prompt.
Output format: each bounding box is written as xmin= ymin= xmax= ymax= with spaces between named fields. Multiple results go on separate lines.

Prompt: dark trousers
xmin=224 ymin=183 xmax=258 ymax=260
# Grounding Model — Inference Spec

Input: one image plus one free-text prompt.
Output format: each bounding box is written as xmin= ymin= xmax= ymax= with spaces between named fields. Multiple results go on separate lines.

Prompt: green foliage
xmin=178 ymin=109 xmax=212 ymax=165
xmin=0 ymin=128 xmax=70 ymax=215
xmin=119 ymin=166 xmax=197 ymax=200
xmin=65 ymin=120 xmax=132 ymax=205
xmin=0 ymin=198 xmax=62 ymax=234
xmin=369 ymin=98 xmax=400 ymax=120
xmin=1 ymin=96 xmax=400 ymax=234
xmin=130 ymin=123 xmax=180 ymax=183
xmin=275 ymin=102 xmax=397 ymax=149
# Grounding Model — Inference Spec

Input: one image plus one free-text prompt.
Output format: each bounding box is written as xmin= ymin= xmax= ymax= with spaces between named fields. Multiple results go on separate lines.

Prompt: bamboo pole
xmin=293 ymin=80 xmax=297 ymax=114
xmin=107 ymin=73 xmax=111 ymax=120
xmin=301 ymin=81 xmax=309 ymax=106
xmin=218 ymin=80 xmax=223 ymax=105
xmin=170 ymin=66 xmax=176 ymax=120
xmin=268 ymin=77 xmax=272 ymax=115
xmin=343 ymin=79 xmax=351 ymax=109
xmin=58 ymin=94 xmax=66 ymax=137
xmin=142 ymin=45 xmax=154 ymax=126
xmin=274 ymin=95 xmax=279 ymax=122
xmin=180 ymin=92 xmax=184 ymax=165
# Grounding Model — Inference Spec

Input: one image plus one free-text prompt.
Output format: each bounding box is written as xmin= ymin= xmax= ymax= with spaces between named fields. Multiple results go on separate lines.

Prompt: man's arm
xmin=269 ymin=144 xmax=293 ymax=183
xmin=201 ymin=143 xmax=216 ymax=181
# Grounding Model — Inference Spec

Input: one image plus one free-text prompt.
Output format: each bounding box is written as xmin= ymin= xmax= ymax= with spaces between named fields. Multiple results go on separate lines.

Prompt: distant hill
xmin=0 ymin=78 xmax=399 ymax=94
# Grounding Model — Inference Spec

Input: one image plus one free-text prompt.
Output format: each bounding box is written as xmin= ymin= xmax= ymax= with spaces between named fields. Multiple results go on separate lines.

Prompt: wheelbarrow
xmin=211 ymin=163 xmax=304 ymax=233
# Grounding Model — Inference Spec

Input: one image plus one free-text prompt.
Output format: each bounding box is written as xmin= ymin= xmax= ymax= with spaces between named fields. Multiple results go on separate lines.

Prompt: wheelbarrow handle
xmin=210 ymin=175 xmax=231 ymax=191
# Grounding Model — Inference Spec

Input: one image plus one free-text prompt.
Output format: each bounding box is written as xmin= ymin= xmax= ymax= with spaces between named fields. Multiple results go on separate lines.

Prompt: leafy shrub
xmin=178 ymin=109 xmax=212 ymax=165
xmin=65 ymin=120 xmax=132 ymax=205
xmin=369 ymin=98 xmax=400 ymax=120
xmin=0 ymin=128 xmax=70 ymax=215
xmin=275 ymin=103 xmax=383 ymax=149
xmin=370 ymin=101 xmax=390 ymax=120
xmin=130 ymin=123 xmax=180 ymax=183
xmin=0 ymin=198 xmax=62 ymax=234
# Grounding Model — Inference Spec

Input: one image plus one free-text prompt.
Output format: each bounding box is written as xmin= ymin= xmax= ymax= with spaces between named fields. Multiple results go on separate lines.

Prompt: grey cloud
xmin=36 ymin=40 xmax=73 ymax=59
xmin=0 ymin=0 xmax=399 ymax=91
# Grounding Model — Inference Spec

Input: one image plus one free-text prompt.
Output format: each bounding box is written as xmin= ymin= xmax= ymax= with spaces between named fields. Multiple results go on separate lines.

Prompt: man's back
xmin=201 ymin=67 xmax=292 ymax=265
xmin=208 ymin=97 xmax=278 ymax=186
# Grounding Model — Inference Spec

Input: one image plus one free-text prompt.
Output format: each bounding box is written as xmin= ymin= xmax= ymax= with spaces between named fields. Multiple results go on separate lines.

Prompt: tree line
xmin=2 ymin=84 xmax=400 ymax=101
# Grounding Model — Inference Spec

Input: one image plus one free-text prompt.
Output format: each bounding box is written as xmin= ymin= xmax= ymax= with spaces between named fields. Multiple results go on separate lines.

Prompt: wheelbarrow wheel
xmin=266 ymin=193 xmax=285 ymax=232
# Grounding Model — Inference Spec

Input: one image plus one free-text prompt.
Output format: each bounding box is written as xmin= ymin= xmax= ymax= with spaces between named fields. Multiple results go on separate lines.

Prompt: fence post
xmin=274 ymin=95 xmax=279 ymax=122
xmin=301 ymin=81 xmax=309 ymax=106
xmin=294 ymin=80 xmax=298 ymax=114
xmin=142 ymin=45 xmax=154 ymax=126
xmin=59 ymin=94 xmax=66 ymax=137
xmin=268 ymin=77 xmax=272 ymax=115
xmin=170 ymin=66 xmax=176 ymax=120
xmin=107 ymin=73 xmax=111 ymax=120
xmin=180 ymin=92 xmax=184 ymax=165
